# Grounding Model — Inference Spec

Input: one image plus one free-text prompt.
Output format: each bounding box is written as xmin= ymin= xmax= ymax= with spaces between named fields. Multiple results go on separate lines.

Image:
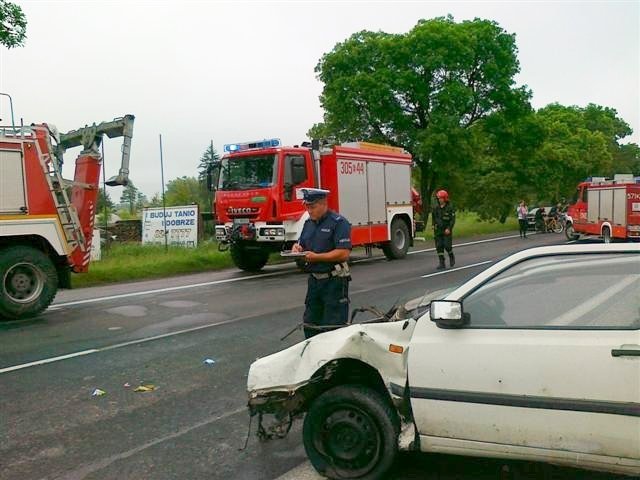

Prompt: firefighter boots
xmin=437 ymin=255 xmax=446 ymax=270
xmin=449 ymin=252 xmax=455 ymax=267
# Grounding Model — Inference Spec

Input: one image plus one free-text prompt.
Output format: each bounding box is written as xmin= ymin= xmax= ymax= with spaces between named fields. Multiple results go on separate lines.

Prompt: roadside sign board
xmin=142 ymin=205 xmax=199 ymax=247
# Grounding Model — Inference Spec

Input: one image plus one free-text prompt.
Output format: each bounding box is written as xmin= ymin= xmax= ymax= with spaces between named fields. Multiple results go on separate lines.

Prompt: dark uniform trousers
xmin=435 ymin=233 xmax=453 ymax=254
xmin=303 ymin=275 xmax=350 ymax=339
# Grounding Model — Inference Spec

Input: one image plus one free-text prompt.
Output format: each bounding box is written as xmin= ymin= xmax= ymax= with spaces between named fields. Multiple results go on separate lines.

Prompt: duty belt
xmin=310 ymin=262 xmax=350 ymax=280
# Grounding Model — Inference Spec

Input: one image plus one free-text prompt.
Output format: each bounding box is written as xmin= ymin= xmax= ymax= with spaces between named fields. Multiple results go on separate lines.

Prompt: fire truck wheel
xmin=0 ymin=246 xmax=58 ymax=320
xmin=382 ymin=219 xmax=410 ymax=260
xmin=602 ymin=227 xmax=612 ymax=244
xmin=230 ymin=244 xmax=269 ymax=272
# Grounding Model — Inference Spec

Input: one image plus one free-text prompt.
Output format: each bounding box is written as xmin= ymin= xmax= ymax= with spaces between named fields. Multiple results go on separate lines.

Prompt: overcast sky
xmin=1 ymin=0 xmax=638 ymax=200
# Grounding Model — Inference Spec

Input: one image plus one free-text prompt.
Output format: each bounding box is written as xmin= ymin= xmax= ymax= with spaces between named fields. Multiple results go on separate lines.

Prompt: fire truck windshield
xmin=218 ymin=154 xmax=278 ymax=190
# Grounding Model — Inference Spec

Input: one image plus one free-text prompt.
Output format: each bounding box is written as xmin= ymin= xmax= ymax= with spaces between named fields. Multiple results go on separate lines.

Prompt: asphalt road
xmin=0 ymin=233 xmax=625 ymax=480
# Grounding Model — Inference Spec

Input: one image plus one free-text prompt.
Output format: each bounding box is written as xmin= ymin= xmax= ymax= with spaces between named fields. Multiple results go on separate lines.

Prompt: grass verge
xmin=72 ymin=212 xmax=518 ymax=288
xmin=419 ymin=211 xmax=518 ymax=241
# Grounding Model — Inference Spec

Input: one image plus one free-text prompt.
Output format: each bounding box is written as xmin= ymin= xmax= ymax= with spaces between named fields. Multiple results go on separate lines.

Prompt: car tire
xmin=0 ymin=246 xmax=58 ymax=320
xmin=602 ymin=226 xmax=612 ymax=244
xmin=382 ymin=219 xmax=410 ymax=260
xmin=303 ymin=384 xmax=399 ymax=480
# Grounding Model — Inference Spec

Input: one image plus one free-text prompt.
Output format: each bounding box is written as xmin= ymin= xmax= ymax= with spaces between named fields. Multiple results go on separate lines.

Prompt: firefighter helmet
xmin=436 ymin=189 xmax=449 ymax=201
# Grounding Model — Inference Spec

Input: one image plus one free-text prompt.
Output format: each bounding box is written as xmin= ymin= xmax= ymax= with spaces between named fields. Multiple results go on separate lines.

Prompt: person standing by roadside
xmin=432 ymin=190 xmax=456 ymax=270
xmin=517 ymin=200 xmax=528 ymax=238
xmin=292 ymin=188 xmax=352 ymax=339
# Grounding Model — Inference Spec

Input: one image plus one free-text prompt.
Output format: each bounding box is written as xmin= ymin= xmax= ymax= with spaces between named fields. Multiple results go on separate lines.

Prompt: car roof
xmin=446 ymin=243 xmax=640 ymax=300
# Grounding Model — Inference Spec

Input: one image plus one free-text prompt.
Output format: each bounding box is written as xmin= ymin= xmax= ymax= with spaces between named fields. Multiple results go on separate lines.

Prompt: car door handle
xmin=611 ymin=345 xmax=640 ymax=357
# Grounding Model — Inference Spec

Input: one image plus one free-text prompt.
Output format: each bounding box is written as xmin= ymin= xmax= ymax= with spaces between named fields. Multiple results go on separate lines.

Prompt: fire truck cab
xmin=565 ymin=174 xmax=640 ymax=242
xmin=212 ymin=139 xmax=417 ymax=271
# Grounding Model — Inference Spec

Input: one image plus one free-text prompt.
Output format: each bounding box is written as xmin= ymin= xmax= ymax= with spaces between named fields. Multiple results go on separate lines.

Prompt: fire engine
xmin=210 ymin=139 xmax=418 ymax=271
xmin=565 ymin=174 xmax=640 ymax=242
xmin=0 ymin=113 xmax=134 ymax=319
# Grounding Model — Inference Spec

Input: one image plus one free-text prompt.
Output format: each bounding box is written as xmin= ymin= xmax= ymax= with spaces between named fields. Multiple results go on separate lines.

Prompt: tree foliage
xmin=311 ymin=16 xmax=532 ymax=213
xmin=310 ymin=16 xmax=638 ymax=221
xmin=97 ymin=187 xmax=115 ymax=214
xmin=0 ymin=0 xmax=27 ymax=48
xmin=119 ymin=181 xmax=146 ymax=215
xmin=165 ymin=176 xmax=207 ymax=210
xmin=197 ymin=143 xmax=220 ymax=181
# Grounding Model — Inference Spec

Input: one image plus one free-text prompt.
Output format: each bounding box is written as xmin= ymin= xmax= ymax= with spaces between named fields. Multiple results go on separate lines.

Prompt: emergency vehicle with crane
xmin=0 ymin=108 xmax=134 ymax=319
xmin=565 ymin=174 xmax=640 ymax=242
xmin=210 ymin=139 xmax=419 ymax=271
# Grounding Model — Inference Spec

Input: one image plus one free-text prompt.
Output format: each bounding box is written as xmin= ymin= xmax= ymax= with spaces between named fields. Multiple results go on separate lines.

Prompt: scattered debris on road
xmin=203 ymin=358 xmax=216 ymax=366
xmin=123 ymin=382 xmax=131 ymax=388
xmin=134 ymin=384 xmax=156 ymax=392
xmin=91 ymin=388 xmax=106 ymax=397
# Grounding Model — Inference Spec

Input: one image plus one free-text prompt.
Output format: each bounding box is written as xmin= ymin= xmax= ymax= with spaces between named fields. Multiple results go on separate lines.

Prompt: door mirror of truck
xmin=430 ymin=300 xmax=466 ymax=328
xmin=206 ymin=164 xmax=220 ymax=192
xmin=284 ymin=182 xmax=293 ymax=201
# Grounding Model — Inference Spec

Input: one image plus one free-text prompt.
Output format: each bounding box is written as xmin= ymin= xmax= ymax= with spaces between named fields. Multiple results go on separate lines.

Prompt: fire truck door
xmin=280 ymin=153 xmax=312 ymax=218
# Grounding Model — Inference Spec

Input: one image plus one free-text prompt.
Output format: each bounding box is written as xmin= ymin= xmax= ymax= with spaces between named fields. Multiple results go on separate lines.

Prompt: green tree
xmin=97 ymin=187 xmax=115 ymax=214
xmin=165 ymin=176 xmax=207 ymax=209
xmin=119 ymin=181 xmax=145 ymax=215
xmin=310 ymin=16 xmax=531 ymax=215
xmin=197 ymin=142 xmax=220 ymax=181
xmin=147 ymin=192 xmax=164 ymax=208
xmin=530 ymin=104 xmax=634 ymax=202
xmin=0 ymin=0 xmax=27 ymax=48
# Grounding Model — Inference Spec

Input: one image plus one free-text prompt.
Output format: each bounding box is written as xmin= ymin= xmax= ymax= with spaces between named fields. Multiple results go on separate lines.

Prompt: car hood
xmin=247 ymin=319 xmax=417 ymax=395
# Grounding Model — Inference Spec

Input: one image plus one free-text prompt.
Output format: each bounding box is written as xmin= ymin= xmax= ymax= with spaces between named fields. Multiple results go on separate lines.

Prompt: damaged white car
xmin=247 ymin=244 xmax=640 ymax=479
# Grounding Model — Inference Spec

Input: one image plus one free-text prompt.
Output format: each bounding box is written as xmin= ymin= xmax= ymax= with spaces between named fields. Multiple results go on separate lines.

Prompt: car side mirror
xmin=430 ymin=300 xmax=466 ymax=328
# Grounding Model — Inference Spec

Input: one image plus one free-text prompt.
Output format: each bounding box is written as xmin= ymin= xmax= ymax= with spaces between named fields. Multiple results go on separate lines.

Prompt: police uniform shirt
xmin=298 ymin=211 xmax=352 ymax=273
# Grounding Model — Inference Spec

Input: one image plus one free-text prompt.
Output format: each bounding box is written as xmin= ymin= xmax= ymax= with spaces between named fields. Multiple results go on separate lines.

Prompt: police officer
xmin=433 ymin=189 xmax=456 ymax=270
xmin=292 ymin=188 xmax=352 ymax=339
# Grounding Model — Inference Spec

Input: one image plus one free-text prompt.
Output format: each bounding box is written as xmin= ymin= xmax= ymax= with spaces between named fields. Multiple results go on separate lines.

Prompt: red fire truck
xmin=565 ymin=174 xmax=640 ymax=242
xmin=0 ymin=113 xmax=134 ymax=319
xmin=211 ymin=139 xmax=418 ymax=271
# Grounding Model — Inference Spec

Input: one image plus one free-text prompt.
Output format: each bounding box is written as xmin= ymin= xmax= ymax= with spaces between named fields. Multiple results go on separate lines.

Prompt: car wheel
xmin=303 ymin=384 xmax=399 ymax=480
xmin=0 ymin=246 xmax=58 ymax=320
xmin=602 ymin=227 xmax=612 ymax=244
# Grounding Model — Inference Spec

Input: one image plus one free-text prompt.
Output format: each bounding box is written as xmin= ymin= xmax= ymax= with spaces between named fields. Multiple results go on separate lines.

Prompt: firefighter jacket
xmin=433 ymin=203 xmax=456 ymax=235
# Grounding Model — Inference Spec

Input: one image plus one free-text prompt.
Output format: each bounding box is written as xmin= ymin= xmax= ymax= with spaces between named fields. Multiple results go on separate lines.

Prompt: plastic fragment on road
xmin=92 ymin=388 xmax=106 ymax=397
xmin=134 ymin=384 xmax=156 ymax=393
xmin=203 ymin=358 xmax=216 ymax=366
xmin=123 ymin=383 xmax=131 ymax=388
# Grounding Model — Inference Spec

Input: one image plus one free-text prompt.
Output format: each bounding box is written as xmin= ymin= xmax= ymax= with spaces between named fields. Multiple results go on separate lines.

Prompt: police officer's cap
xmin=297 ymin=188 xmax=330 ymax=204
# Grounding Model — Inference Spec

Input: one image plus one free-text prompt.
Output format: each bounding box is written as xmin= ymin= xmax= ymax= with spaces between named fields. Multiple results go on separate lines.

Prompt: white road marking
xmin=51 ymin=270 xmax=291 ymax=309
xmin=421 ymin=260 xmax=493 ymax=278
xmin=53 ymin=407 xmax=246 ymax=480
xmin=0 ymin=349 xmax=99 ymax=374
xmin=0 ymin=316 xmax=243 ymax=375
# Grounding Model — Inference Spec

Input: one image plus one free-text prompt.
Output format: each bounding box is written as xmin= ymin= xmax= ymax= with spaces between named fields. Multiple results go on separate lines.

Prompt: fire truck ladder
xmin=33 ymin=132 xmax=87 ymax=252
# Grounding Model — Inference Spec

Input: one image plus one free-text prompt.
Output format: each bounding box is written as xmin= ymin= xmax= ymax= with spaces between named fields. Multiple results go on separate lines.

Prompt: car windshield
xmin=218 ymin=154 xmax=278 ymax=190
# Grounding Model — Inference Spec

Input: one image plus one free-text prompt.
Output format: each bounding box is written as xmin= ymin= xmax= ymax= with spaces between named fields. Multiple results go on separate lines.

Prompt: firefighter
xmin=433 ymin=189 xmax=456 ymax=270
xmin=292 ymin=188 xmax=352 ymax=339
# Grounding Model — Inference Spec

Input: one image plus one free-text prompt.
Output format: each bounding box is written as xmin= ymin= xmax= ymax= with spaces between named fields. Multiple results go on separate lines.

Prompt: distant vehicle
xmin=565 ymin=174 xmax=640 ymax=242
xmin=0 ymin=109 xmax=134 ymax=319
xmin=526 ymin=206 xmax=552 ymax=231
xmin=248 ymin=244 xmax=640 ymax=479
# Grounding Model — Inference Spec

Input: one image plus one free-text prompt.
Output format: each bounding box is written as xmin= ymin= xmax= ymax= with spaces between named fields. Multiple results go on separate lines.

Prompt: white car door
xmin=407 ymin=251 xmax=640 ymax=467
